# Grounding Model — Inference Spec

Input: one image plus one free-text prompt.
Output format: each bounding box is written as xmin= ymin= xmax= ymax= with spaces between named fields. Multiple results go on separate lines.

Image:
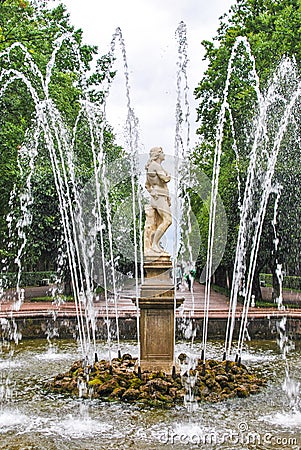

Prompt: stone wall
xmin=1 ymin=315 xmax=301 ymax=341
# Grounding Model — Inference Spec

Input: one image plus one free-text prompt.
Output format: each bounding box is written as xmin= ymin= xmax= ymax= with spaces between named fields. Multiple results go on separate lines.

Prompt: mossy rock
xmin=129 ymin=377 xmax=143 ymax=389
xmin=146 ymin=378 xmax=171 ymax=394
xmin=48 ymin=353 xmax=266 ymax=407
xmin=235 ymin=385 xmax=250 ymax=398
xmin=122 ymin=388 xmax=140 ymax=401
xmin=97 ymin=378 xmax=119 ymax=396
xmin=88 ymin=378 xmax=103 ymax=387
xmin=109 ymin=387 xmax=126 ymax=399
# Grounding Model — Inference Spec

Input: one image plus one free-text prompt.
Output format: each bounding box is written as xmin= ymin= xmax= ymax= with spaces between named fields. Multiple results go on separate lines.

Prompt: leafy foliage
xmin=0 ymin=0 xmax=126 ymax=275
xmin=192 ymin=0 xmax=301 ymax=293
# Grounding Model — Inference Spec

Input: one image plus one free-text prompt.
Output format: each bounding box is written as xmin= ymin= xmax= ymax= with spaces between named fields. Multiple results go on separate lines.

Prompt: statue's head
xmin=149 ymin=146 xmax=163 ymax=161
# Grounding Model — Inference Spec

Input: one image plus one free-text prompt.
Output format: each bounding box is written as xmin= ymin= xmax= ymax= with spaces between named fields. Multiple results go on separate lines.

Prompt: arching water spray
xmin=271 ymin=185 xmax=284 ymax=309
xmin=0 ymin=32 xmax=132 ymax=362
xmin=203 ymin=36 xmax=261 ymax=364
xmin=174 ymin=22 xmax=195 ymax=360
xmin=174 ymin=22 xmax=200 ymax=409
xmin=235 ymin=78 xmax=301 ymax=360
xmin=108 ymin=28 xmax=142 ymax=363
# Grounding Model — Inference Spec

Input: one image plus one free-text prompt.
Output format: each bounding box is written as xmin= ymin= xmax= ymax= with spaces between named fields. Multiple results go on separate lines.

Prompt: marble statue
xmin=144 ymin=147 xmax=172 ymax=255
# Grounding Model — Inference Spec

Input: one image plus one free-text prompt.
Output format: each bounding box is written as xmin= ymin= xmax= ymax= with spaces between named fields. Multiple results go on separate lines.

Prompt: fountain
xmin=47 ymin=141 xmax=264 ymax=406
xmin=0 ymin=2 xmax=301 ymax=448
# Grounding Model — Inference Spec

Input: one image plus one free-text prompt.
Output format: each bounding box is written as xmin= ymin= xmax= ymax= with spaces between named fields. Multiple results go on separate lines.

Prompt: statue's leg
xmin=152 ymin=226 xmax=165 ymax=252
xmin=151 ymin=206 xmax=172 ymax=253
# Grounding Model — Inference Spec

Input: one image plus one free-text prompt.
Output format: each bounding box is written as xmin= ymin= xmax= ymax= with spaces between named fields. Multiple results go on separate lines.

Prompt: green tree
xmin=193 ymin=0 xmax=301 ymax=297
xmin=0 ymin=0 xmax=125 ymax=279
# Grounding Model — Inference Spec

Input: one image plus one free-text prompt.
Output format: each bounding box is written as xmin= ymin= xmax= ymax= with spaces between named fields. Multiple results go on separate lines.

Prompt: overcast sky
xmin=53 ymin=0 xmax=234 ymax=154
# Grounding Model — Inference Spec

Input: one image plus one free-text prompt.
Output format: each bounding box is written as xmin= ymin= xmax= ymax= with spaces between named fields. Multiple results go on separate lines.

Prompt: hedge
xmin=0 ymin=272 xmax=57 ymax=288
xmin=260 ymin=273 xmax=301 ymax=291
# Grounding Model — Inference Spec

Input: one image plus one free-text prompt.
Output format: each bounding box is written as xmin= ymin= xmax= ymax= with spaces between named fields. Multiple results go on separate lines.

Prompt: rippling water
xmin=0 ymin=339 xmax=300 ymax=449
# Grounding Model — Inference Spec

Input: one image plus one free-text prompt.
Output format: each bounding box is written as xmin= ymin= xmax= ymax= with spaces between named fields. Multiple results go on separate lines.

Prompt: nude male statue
xmin=144 ymin=147 xmax=172 ymax=254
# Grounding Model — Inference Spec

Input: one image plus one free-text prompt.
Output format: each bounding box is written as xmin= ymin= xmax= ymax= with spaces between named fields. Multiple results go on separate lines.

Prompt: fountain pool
xmin=0 ymin=338 xmax=300 ymax=449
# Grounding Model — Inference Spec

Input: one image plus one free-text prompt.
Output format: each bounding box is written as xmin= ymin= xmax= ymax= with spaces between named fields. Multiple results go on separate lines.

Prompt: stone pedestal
xmin=138 ymin=255 xmax=184 ymax=374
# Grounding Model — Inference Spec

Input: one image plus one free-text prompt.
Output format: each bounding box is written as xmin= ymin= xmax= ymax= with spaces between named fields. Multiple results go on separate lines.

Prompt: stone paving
xmin=0 ymin=282 xmax=300 ymax=319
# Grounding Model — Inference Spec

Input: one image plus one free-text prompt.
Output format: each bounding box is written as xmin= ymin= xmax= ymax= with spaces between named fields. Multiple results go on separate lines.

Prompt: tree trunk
xmin=64 ymin=269 xmax=72 ymax=296
xmin=269 ymin=258 xmax=281 ymax=303
xmin=214 ymin=265 xmax=228 ymax=289
xmin=251 ymin=270 xmax=262 ymax=301
xmin=272 ymin=269 xmax=281 ymax=303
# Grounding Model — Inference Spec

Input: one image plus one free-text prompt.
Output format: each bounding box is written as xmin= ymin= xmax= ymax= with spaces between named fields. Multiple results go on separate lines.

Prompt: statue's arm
xmin=145 ymin=178 xmax=152 ymax=192
xmin=151 ymin=161 xmax=170 ymax=183
xmin=157 ymin=169 xmax=171 ymax=183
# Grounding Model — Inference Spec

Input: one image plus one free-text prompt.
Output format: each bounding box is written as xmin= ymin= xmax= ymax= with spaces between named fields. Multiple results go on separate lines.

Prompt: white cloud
xmin=53 ymin=0 xmax=234 ymax=154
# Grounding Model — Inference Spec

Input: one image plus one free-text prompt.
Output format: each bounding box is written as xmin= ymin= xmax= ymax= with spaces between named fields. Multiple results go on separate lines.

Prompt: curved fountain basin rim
xmin=0 ymin=307 xmax=300 ymax=319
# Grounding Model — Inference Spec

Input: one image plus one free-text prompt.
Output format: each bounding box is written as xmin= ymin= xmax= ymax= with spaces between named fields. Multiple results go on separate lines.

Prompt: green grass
xmin=29 ymin=296 xmax=74 ymax=302
xmin=211 ymin=284 xmax=230 ymax=297
xmin=254 ymin=300 xmax=301 ymax=309
xmin=255 ymin=300 xmax=277 ymax=308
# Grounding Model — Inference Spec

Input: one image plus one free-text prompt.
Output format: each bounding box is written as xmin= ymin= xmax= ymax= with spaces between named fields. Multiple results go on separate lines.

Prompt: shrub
xmin=260 ymin=273 xmax=301 ymax=291
xmin=0 ymin=271 xmax=57 ymax=288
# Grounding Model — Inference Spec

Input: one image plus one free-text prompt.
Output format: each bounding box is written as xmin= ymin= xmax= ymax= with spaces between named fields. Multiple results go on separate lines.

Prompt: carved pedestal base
xmin=137 ymin=255 xmax=184 ymax=374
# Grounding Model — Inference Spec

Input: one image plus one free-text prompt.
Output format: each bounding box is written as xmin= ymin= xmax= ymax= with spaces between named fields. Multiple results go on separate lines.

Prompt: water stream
xmin=0 ymin=28 xmax=142 ymax=363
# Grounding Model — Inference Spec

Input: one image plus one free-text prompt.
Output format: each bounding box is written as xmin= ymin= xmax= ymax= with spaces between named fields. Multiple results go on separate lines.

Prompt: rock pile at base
xmin=48 ymin=353 xmax=266 ymax=408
